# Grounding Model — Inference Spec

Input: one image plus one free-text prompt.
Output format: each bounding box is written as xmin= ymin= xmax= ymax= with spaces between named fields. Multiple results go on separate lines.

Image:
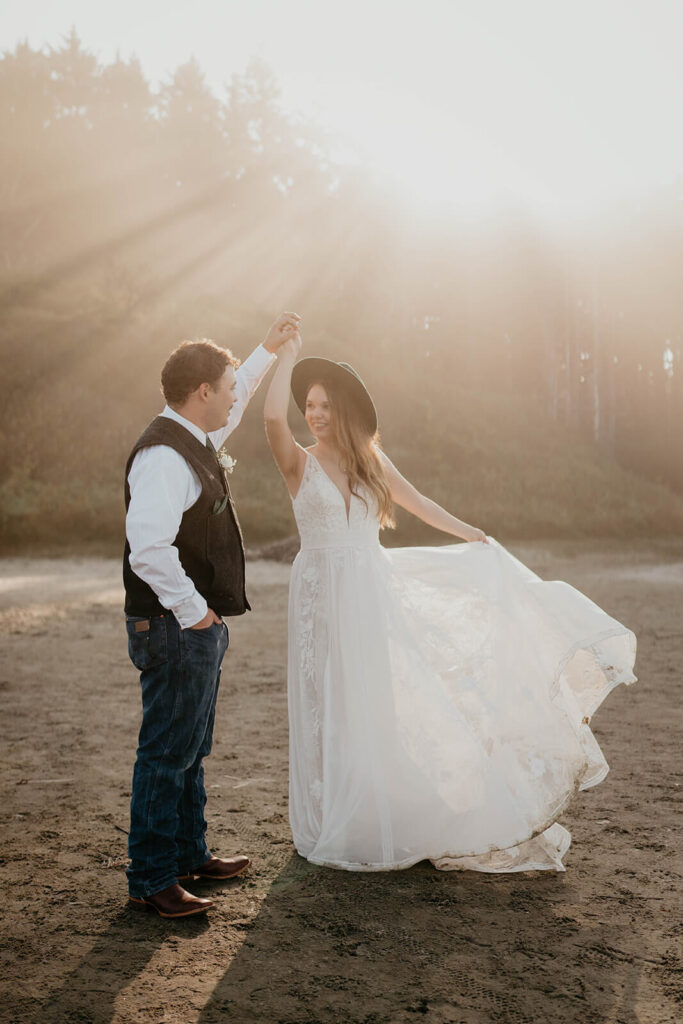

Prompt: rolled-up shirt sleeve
xmin=209 ymin=342 xmax=276 ymax=448
xmin=126 ymin=445 xmax=208 ymax=628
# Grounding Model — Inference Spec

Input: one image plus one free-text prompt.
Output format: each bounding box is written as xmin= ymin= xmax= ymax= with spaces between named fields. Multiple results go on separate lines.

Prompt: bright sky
xmin=4 ymin=0 xmax=683 ymax=219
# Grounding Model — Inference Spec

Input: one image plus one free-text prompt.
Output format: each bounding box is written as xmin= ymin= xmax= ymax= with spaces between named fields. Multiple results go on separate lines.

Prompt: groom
xmin=123 ymin=311 xmax=301 ymax=918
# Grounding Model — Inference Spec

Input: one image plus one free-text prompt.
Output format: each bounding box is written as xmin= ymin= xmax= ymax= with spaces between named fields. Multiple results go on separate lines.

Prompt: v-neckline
xmin=308 ymin=451 xmax=352 ymax=525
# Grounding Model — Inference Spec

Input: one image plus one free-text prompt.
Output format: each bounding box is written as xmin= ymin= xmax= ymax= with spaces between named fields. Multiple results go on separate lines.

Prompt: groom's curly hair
xmin=161 ymin=339 xmax=240 ymax=405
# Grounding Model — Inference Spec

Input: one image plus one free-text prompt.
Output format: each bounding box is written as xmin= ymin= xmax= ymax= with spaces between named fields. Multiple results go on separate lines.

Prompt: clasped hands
xmin=263 ymin=311 xmax=302 ymax=355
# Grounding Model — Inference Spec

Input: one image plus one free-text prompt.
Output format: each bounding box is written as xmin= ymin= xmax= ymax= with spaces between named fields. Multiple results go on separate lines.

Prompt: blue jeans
xmin=125 ymin=613 xmax=229 ymax=898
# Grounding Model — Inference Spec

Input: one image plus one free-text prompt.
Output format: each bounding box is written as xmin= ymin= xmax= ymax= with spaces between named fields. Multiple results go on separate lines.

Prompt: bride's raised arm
xmin=376 ymin=449 xmax=488 ymax=543
xmin=264 ymin=335 xmax=307 ymax=497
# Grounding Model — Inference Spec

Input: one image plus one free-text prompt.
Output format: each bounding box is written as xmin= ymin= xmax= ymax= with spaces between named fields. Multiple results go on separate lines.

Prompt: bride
xmin=264 ymin=333 xmax=636 ymax=873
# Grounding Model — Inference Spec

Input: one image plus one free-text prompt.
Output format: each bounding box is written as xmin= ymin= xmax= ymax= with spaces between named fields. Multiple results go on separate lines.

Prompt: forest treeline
xmin=1 ymin=31 xmax=683 ymax=551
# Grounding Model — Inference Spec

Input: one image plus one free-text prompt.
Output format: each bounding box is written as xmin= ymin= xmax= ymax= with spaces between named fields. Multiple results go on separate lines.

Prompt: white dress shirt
xmin=126 ymin=343 xmax=276 ymax=627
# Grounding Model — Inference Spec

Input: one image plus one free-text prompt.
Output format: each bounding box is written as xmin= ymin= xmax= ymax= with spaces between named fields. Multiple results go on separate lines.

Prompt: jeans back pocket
xmin=126 ymin=616 xmax=169 ymax=672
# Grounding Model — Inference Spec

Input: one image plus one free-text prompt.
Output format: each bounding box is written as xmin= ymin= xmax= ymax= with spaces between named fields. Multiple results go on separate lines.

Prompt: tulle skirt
xmin=287 ymin=538 xmax=636 ymax=872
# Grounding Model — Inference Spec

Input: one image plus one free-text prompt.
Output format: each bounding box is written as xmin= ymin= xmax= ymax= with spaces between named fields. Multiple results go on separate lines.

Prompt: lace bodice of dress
xmin=292 ymin=452 xmax=381 ymax=550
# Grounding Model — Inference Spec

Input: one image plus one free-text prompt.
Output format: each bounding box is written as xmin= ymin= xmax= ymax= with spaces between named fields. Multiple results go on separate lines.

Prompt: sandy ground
xmin=0 ymin=541 xmax=681 ymax=1024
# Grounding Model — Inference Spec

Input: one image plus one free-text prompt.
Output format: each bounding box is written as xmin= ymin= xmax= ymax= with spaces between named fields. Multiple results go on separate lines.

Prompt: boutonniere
xmin=217 ymin=448 xmax=237 ymax=475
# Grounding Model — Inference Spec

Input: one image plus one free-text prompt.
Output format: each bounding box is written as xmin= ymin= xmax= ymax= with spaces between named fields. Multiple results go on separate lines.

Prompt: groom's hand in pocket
xmin=190 ymin=608 xmax=222 ymax=630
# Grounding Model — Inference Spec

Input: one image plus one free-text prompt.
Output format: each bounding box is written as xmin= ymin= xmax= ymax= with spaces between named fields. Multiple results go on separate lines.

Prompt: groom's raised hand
xmin=263 ymin=311 xmax=302 ymax=354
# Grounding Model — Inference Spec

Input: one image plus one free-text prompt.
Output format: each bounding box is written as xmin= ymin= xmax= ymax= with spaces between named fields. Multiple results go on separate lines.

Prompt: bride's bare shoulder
xmin=374 ymin=448 xmax=409 ymax=489
xmin=374 ymin=445 xmax=395 ymax=469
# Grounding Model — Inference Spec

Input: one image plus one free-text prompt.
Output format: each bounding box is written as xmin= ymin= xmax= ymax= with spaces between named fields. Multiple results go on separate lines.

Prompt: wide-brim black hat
xmin=291 ymin=357 xmax=378 ymax=436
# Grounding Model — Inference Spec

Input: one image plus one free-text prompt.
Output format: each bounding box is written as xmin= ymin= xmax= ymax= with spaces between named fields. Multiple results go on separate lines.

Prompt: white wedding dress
xmin=287 ymin=451 xmax=636 ymax=872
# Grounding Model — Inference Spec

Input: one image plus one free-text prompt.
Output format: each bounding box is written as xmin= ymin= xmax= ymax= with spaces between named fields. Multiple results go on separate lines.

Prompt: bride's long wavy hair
xmin=307 ymin=379 xmax=395 ymax=529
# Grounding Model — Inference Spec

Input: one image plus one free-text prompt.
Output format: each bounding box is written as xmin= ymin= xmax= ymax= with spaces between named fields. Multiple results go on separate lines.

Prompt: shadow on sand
xmin=28 ymin=854 xmax=648 ymax=1024
xmin=198 ymin=853 xmax=644 ymax=1024
xmin=33 ymin=902 xmax=211 ymax=1023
